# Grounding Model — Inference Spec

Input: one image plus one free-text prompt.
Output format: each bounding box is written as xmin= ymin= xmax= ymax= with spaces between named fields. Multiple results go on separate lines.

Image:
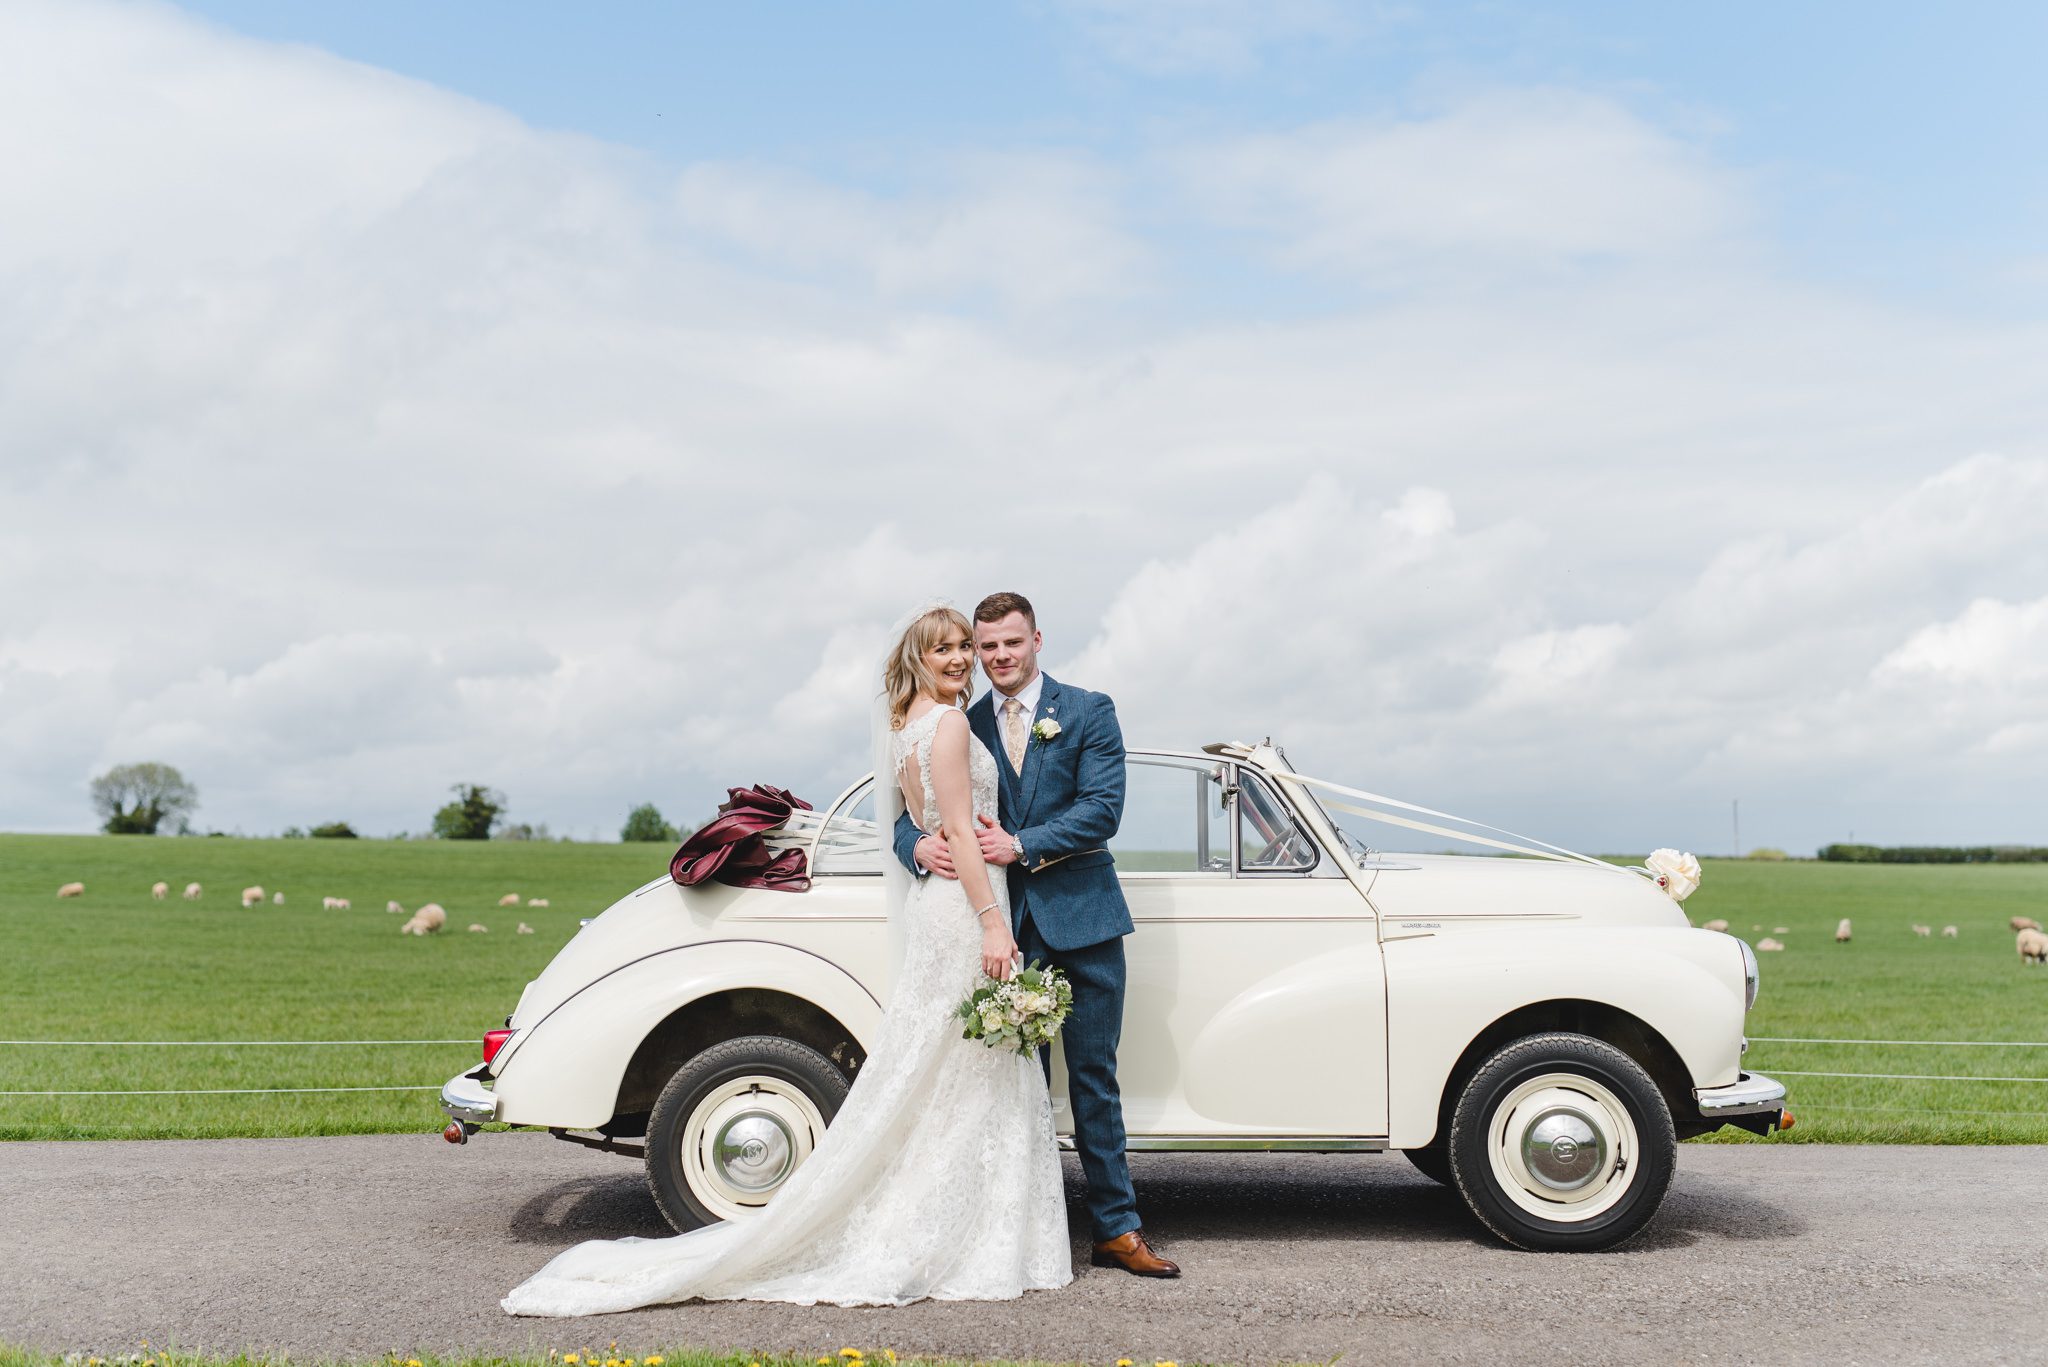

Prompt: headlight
xmin=1738 ymin=938 xmax=1760 ymax=1010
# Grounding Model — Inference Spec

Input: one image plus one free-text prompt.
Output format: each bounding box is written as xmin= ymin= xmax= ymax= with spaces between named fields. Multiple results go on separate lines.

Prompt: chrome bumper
xmin=440 ymin=1066 xmax=498 ymax=1125
xmin=1696 ymin=1070 xmax=1788 ymax=1117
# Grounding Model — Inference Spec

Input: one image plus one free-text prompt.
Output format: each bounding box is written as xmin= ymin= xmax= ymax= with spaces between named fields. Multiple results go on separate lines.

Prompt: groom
xmin=891 ymin=591 xmax=1180 ymax=1278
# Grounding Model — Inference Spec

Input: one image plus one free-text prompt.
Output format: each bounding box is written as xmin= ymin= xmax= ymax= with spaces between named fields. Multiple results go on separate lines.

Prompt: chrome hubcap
xmin=680 ymin=1076 xmax=828 ymax=1221
xmin=1520 ymin=1107 xmax=1605 ymax=1191
xmin=713 ymin=1112 xmax=794 ymax=1192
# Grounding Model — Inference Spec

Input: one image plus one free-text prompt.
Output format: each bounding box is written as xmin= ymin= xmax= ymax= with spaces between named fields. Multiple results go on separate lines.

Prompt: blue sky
xmin=174 ymin=1 xmax=2048 ymax=306
xmin=4 ymin=0 xmax=2045 ymax=850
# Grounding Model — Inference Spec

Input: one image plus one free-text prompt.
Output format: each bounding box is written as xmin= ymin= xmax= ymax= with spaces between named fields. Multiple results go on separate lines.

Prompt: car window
xmin=1238 ymin=772 xmax=1317 ymax=873
xmin=1110 ymin=758 xmax=1231 ymax=873
xmin=810 ymin=779 xmax=880 ymax=875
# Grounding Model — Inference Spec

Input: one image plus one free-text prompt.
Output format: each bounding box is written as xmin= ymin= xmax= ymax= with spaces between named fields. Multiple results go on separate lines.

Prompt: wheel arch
xmin=607 ymin=988 xmax=867 ymax=1136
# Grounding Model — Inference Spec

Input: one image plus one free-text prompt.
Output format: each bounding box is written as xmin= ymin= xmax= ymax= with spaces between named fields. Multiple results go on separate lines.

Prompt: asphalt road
xmin=3 ymin=1135 xmax=2044 ymax=1366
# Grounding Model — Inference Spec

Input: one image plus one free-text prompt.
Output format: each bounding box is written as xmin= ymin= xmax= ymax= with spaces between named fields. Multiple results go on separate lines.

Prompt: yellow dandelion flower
xmin=885 ymin=1354 xmax=897 ymax=1364
xmin=817 ymin=1358 xmax=832 ymax=1364
xmin=1118 ymin=1359 xmax=1133 ymax=1366
xmin=645 ymin=1358 xmax=664 ymax=1366
xmin=564 ymin=1355 xmax=580 ymax=1363
xmin=842 ymin=1352 xmax=864 ymax=1361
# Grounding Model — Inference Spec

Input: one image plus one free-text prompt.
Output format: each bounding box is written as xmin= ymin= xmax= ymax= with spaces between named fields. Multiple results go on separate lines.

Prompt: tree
xmin=620 ymin=802 xmax=682 ymax=844
xmin=432 ymin=784 xmax=504 ymax=840
xmin=310 ymin=821 xmax=358 ymax=839
xmin=89 ymin=762 xmax=198 ymax=835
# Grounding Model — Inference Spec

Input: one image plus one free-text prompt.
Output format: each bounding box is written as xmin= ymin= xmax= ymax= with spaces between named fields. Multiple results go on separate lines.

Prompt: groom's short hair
xmin=974 ymin=592 xmax=1035 ymax=628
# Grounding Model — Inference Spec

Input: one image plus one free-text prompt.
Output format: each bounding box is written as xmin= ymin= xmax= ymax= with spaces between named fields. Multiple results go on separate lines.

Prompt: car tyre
xmin=1447 ymin=1031 xmax=1675 ymax=1252
xmin=645 ymin=1035 xmax=850 ymax=1233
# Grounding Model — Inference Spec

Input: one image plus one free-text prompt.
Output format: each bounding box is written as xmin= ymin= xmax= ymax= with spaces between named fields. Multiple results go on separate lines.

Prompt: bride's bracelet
xmin=972 ymin=901 xmax=1001 ymax=919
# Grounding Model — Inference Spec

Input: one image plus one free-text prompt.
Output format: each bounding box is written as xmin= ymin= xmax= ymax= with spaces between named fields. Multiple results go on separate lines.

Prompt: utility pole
xmin=1732 ymin=798 xmax=1741 ymax=858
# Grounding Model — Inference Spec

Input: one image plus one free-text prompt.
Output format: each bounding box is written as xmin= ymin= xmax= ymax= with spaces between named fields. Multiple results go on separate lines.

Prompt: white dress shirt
xmin=989 ymin=670 xmax=1044 ymax=721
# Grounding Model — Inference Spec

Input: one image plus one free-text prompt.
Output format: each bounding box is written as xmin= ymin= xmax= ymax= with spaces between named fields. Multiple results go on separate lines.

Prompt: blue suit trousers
xmin=1017 ymin=911 xmax=1140 ymax=1242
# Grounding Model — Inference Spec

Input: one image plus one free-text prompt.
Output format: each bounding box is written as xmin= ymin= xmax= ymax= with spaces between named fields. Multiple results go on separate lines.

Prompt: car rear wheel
xmin=1447 ymin=1032 xmax=1675 ymax=1252
xmin=645 ymin=1035 xmax=849 ymax=1233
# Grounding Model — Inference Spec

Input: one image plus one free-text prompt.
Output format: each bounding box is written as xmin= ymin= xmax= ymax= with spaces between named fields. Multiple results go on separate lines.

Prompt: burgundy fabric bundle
xmin=669 ymin=784 xmax=813 ymax=893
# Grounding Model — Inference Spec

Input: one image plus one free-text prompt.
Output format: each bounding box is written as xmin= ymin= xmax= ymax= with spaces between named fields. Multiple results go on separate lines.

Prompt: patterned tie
xmin=1003 ymin=697 xmax=1028 ymax=773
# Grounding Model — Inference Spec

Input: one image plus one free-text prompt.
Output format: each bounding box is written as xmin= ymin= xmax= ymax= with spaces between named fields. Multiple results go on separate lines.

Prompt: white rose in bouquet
xmin=1645 ymin=848 xmax=1703 ymax=902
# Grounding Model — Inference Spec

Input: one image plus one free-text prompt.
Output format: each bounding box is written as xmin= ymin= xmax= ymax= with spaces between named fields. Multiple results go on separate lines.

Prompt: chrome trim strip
xmin=1058 ymin=1134 xmax=1387 ymax=1152
xmin=1695 ymin=1070 xmax=1788 ymax=1115
xmin=440 ymin=1067 xmax=497 ymax=1125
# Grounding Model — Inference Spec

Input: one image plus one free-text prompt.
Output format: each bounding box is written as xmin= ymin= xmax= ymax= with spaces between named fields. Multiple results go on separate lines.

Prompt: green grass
xmin=4 ymin=836 xmax=2046 ymax=1143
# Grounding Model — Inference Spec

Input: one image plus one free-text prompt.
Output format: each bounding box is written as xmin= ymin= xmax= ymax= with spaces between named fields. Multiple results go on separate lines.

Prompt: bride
xmin=502 ymin=603 xmax=1072 ymax=1315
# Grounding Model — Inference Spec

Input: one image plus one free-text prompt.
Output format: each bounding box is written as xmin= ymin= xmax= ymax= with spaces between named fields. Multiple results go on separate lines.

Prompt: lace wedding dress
xmin=503 ymin=704 xmax=1072 ymax=1315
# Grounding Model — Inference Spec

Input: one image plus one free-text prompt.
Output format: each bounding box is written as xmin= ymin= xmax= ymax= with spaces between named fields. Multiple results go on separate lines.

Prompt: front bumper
xmin=1695 ymin=1070 xmax=1791 ymax=1134
xmin=440 ymin=1066 xmax=498 ymax=1126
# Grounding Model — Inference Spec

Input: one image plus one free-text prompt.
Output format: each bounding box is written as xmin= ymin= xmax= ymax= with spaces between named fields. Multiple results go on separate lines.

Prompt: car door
xmin=1080 ymin=754 xmax=1389 ymax=1139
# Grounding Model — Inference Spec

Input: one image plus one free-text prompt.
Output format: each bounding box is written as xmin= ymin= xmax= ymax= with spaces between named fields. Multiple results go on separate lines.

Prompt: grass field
xmin=4 ymin=834 xmax=2046 ymax=1143
xmin=0 ymin=1348 xmax=1131 ymax=1367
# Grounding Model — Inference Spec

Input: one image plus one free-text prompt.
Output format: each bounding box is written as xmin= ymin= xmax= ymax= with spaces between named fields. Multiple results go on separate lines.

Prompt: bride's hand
xmin=981 ymin=922 xmax=1019 ymax=981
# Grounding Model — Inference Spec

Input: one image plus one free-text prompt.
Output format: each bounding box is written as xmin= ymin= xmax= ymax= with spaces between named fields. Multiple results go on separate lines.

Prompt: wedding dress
xmin=502 ymin=704 xmax=1072 ymax=1315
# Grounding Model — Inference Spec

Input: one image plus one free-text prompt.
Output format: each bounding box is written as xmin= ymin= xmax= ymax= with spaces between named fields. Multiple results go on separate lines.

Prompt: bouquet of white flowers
xmin=957 ymin=960 xmax=1073 ymax=1057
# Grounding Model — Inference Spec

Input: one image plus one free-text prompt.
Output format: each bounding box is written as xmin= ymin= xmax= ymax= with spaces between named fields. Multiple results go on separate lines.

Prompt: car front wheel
xmin=1447 ymin=1032 xmax=1676 ymax=1252
xmin=645 ymin=1035 xmax=849 ymax=1233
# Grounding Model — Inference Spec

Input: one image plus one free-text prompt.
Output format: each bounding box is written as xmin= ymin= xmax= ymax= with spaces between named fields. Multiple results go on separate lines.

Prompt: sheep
xmin=1912 ymin=924 xmax=1932 ymax=938
xmin=467 ymin=922 xmax=489 ymax=934
xmin=1702 ymin=918 xmax=1730 ymax=933
xmin=322 ymin=896 xmax=341 ymax=910
xmin=151 ymin=881 xmax=168 ymax=900
xmin=2011 ymin=916 xmax=2043 ymax=933
xmin=1773 ymin=926 xmax=1789 ymax=934
xmin=1836 ymin=918 xmax=1853 ymax=943
xmin=516 ymin=922 xmax=534 ymax=935
xmin=184 ymin=882 xmax=202 ymax=900
xmin=399 ymin=903 xmax=446 ymax=936
xmin=272 ymin=891 xmax=285 ymax=906
xmin=1942 ymin=925 xmax=1958 ymax=939
xmin=386 ymin=900 xmax=404 ymax=914
xmin=2019 ymin=928 xmax=2048 ymax=965
xmin=1756 ymin=937 xmax=1784 ymax=952
xmin=240 ymin=885 xmax=265 ymax=908
xmin=497 ymin=893 xmax=521 ymax=907
xmin=56 ymin=882 xmax=84 ymax=898
xmin=527 ymin=897 xmax=549 ymax=907
xmin=336 ymin=897 xmax=350 ymax=910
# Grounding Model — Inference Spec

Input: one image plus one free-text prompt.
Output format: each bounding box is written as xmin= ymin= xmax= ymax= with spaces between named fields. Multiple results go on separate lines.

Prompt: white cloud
xmin=1181 ymin=89 xmax=1746 ymax=284
xmin=2 ymin=1 xmax=2046 ymax=856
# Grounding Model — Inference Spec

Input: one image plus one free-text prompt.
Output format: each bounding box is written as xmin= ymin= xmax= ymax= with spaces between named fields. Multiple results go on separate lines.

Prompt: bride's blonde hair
xmin=884 ymin=605 xmax=975 ymax=729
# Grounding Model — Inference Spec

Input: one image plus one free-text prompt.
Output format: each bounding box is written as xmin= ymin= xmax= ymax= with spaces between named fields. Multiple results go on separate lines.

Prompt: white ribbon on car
xmin=1254 ymin=764 xmax=1641 ymax=879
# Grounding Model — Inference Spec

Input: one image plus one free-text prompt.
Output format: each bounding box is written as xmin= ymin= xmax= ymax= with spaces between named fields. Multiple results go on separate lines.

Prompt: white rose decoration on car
xmin=1644 ymin=848 xmax=1703 ymax=902
xmin=1031 ymin=718 xmax=1061 ymax=744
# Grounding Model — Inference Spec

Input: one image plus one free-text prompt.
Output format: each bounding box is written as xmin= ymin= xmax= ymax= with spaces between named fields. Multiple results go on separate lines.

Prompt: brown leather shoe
xmin=1091 ymin=1228 xmax=1181 ymax=1278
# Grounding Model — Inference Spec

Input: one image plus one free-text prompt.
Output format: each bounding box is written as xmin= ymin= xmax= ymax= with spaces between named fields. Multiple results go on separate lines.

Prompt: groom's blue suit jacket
xmin=892 ymin=673 xmax=1134 ymax=952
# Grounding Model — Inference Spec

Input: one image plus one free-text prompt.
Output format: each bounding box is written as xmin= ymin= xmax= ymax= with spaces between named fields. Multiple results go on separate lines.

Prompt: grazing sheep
xmin=322 ymin=896 xmax=341 ymax=910
xmin=399 ymin=903 xmax=446 ymax=936
xmin=467 ymin=922 xmax=489 ymax=933
xmin=1773 ymin=926 xmax=1789 ymax=934
xmin=240 ymin=885 xmax=265 ymax=908
xmin=516 ymin=922 xmax=534 ymax=935
xmin=336 ymin=897 xmax=350 ymax=910
xmin=1836 ymin=918 xmax=1853 ymax=943
xmin=1756 ymin=937 xmax=1784 ymax=951
xmin=2019 ymin=928 xmax=2048 ymax=965
xmin=1942 ymin=925 xmax=1958 ymax=939
xmin=386 ymin=900 xmax=404 ymax=914
xmin=527 ymin=897 xmax=549 ymax=907
xmin=184 ymin=882 xmax=202 ymax=900
xmin=56 ymin=882 xmax=84 ymax=898
xmin=1912 ymin=924 xmax=1932 ymax=938
xmin=272 ymin=891 xmax=285 ymax=906
xmin=2012 ymin=916 xmax=2043 ymax=933
xmin=497 ymin=893 xmax=521 ymax=907
xmin=151 ymin=881 xmax=168 ymax=900
xmin=1702 ymin=918 xmax=1730 ymax=933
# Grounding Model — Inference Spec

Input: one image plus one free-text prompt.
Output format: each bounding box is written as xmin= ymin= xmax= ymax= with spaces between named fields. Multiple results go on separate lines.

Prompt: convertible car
xmin=442 ymin=740 xmax=1789 ymax=1251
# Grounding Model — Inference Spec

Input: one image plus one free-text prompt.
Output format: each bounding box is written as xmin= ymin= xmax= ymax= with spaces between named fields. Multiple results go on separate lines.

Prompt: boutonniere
xmin=1031 ymin=717 xmax=1062 ymax=744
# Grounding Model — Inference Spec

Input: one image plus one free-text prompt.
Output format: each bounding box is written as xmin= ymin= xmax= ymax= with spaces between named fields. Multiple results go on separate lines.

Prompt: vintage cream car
xmin=442 ymin=741 xmax=1789 ymax=1252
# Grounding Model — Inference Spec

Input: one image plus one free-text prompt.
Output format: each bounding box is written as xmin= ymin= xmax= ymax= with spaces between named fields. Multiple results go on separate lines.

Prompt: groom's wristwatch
xmin=1011 ymin=836 xmax=1026 ymax=864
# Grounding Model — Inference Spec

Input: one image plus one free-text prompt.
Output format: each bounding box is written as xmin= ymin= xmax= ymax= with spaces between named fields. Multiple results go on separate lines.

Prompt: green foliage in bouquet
xmin=956 ymin=960 xmax=1073 ymax=1057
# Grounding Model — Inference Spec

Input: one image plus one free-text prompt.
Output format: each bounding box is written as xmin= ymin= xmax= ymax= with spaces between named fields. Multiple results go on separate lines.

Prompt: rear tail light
xmin=483 ymin=1029 xmax=515 ymax=1065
